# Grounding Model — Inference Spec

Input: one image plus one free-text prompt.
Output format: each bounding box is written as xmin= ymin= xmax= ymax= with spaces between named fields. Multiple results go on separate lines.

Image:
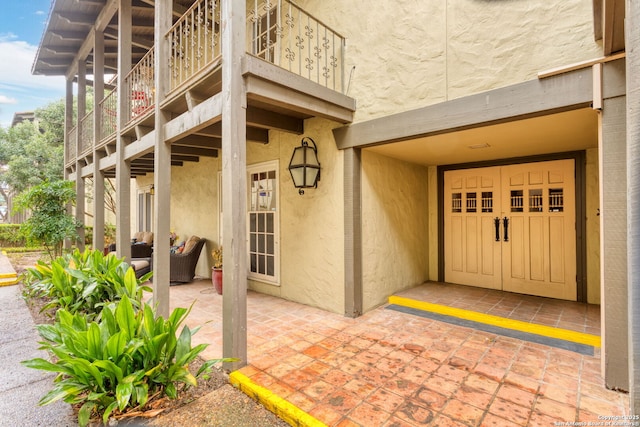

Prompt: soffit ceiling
xmin=32 ymin=0 xmax=198 ymax=77
xmin=366 ymin=108 xmax=599 ymax=167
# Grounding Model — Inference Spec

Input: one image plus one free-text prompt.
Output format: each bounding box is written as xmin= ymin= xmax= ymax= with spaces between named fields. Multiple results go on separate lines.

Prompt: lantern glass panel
xmin=305 ymin=168 xmax=320 ymax=187
xmin=290 ymin=167 xmax=305 ymax=188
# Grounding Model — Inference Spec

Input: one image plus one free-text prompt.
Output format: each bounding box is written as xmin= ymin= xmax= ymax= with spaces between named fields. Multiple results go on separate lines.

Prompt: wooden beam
xmin=197 ymin=122 xmax=268 ymax=143
xmin=104 ymin=27 xmax=153 ymax=50
xmin=246 ymin=107 xmax=304 ymax=134
xmin=170 ymin=154 xmax=199 ymax=162
xmin=247 ymin=127 xmax=269 ymax=143
xmin=51 ymin=30 xmax=87 ymax=41
xmin=333 ymin=66 xmax=594 ymax=150
xmin=164 ymin=92 xmax=223 ymax=142
xmin=56 ymin=12 xmax=96 ymax=25
xmin=174 ymin=135 xmax=222 ymax=148
xmin=171 ymin=146 xmax=218 ymax=157
xmin=65 ymin=0 xmax=119 ymax=80
xmin=40 ymin=58 xmax=73 ymax=67
xmin=44 ymin=46 xmax=82 ymax=55
xmin=138 ymin=0 xmax=187 ymax=17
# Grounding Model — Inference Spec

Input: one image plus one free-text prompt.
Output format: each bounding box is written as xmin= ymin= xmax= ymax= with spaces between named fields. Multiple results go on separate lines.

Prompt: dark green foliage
xmin=15 ymin=180 xmax=81 ymax=260
xmin=23 ymin=249 xmax=152 ymax=320
xmin=21 ymin=249 xmax=229 ymax=426
xmin=23 ymin=296 xmax=220 ymax=426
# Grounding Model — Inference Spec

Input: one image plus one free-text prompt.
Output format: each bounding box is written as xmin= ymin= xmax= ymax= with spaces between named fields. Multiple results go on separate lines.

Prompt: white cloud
xmin=0 ymin=36 xmax=64 ymax=127
xmin=0 ymin=95 xmax=18 ymax=105
xmin=35 ymin=10 xmax=46 ymax=16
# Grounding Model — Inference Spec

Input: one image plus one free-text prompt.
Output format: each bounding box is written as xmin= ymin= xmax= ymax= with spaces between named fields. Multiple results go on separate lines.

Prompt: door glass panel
xmin=452 ymin=193 xmax=462 ymax=213
xmin=511 ymin=190 xmax=524 ymax=212
xmin=529 ymin=189 xmax=543 ymax=212
xmin=549 ymin=188 xmax=564 ymax=212
xmin=466 ymin=192 xmax=477 ymax=212
xmin=481 ymin=192 xmax=493 ymax=213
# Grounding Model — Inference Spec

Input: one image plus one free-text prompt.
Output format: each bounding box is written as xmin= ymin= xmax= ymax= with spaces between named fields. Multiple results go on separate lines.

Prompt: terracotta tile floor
xmin=170 ymin=280 xmax=628 ymax=426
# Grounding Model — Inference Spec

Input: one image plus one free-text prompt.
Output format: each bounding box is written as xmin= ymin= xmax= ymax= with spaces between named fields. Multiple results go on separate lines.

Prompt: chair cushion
xmin=183 ymin=235 xmax=200 ymax=254
xmin=131 ymin=259 xmax=150 ymax=271
xmin=141 ymin=231 xmax=154 ymax=245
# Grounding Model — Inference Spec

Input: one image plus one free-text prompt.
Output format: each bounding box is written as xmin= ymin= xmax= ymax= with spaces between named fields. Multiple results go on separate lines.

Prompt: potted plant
xmin=211 ymin=246 xmax=222 ymax=295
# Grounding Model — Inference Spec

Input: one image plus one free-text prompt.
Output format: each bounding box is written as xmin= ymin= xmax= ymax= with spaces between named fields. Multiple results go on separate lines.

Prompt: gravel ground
xmin=14 ymin=252 xmax=289 ymax=427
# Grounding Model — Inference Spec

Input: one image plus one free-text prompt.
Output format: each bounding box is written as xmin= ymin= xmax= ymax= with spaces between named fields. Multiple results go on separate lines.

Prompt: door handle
xmin=503 ymin=217 xmax=509 ymax=242
xmin=494 ymin=217 xmax=501 ymax=242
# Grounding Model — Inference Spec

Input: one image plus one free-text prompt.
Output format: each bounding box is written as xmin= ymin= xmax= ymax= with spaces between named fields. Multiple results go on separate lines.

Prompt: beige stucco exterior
xmin=246 ymin=118 xmax=345 ymax=313
xmin=298 ymin=0 xmax=602 ymax=122
xmin=361 ymin=150 xmax=430 ymax=311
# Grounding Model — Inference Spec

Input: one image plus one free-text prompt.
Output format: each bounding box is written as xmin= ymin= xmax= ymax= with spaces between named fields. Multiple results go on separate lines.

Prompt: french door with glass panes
xmin=248 ymin=161 xmax=279 ymax=284
xmin=444 ymin=159 xmax=576 ymax=300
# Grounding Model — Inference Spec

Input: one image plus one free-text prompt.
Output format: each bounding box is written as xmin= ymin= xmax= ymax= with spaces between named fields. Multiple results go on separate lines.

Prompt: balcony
xmin=59 ymin=0 xmax=354 ymax=172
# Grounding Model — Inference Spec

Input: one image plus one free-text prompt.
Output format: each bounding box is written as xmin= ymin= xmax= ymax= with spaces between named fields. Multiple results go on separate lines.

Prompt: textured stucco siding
xmin=247 ymin=118 xmax=345 ymax=314
xmin=296 ymin=0 xmax=601 ymax=122
xmin=137 ymin=158 xmax=220 ymax=279
xmin=361 ymin=150 xmax=430 ymax=311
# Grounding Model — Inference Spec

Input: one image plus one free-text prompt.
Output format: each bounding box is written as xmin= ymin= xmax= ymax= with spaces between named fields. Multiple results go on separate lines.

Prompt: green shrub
xmin=23 ymin=249 xmax=151 ymax=320
xmin=0 ymin=224 xmax=27 ymax=247
xmin=22 ymin=295 xmax=221 ymax=426
xmin=15 ymin=180 xmax=81 ymax=259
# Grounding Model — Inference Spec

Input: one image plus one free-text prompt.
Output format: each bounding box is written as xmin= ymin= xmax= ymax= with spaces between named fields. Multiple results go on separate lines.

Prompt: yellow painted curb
xmin=388 ymin=295 xmax=601 ymax=348
xmin=229 ymin=371 xmax=327 ymax=427
xmin=0 ymin=272 xmax=17 ymax=279
xmin=0 ymin=277 xmax=19 ymax=287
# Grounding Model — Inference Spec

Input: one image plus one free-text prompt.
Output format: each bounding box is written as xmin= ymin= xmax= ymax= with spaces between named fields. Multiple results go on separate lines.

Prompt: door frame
xmin=437 ymin=151 xmax=587 ymax=302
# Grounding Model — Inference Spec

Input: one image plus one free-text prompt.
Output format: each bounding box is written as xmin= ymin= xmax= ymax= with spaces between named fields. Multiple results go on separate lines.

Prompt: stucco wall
xmin=246 ymin=118 xmax=345 ymax=314
xmin=136 ymin=158 xmax=220 ymax=279
xmin=361 ymin=150 xmax=430 ymax=311
xmin=297 ymin=0 xmax=601 ymax=122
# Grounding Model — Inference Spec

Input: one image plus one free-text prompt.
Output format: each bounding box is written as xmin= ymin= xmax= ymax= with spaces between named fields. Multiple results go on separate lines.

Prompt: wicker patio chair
xmin=170 ymin=237 xmax=206 ymax=283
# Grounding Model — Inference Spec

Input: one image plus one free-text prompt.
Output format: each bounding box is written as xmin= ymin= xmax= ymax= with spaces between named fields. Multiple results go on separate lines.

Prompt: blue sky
xmin=0 ymin=1 xmax=65 ymax=128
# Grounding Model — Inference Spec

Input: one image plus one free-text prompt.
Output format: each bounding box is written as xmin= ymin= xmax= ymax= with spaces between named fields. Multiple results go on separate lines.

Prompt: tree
xmin=15 ymin=180 xmax=81 ymax=260
xmin=0 ymin=99 xmax=66 ymax=221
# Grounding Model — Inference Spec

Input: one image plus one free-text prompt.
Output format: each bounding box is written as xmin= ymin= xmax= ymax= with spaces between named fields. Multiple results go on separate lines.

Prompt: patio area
xmin=170 ymin=279 xmax=628 ymax=426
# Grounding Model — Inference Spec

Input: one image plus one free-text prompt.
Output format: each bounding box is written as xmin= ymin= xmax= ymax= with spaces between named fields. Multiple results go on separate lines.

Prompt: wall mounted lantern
xmin=288 ymin=137 xmax=321 ymax=195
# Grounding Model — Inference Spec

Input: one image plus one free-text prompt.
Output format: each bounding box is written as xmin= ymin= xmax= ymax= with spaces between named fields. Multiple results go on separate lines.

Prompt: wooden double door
xmin=444 ymin=159 xmax=576 ymax=300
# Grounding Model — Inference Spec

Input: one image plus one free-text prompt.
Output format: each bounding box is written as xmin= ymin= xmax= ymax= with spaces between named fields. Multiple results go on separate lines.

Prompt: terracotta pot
xmin=212 ymin=267 xmax=223 ymax=295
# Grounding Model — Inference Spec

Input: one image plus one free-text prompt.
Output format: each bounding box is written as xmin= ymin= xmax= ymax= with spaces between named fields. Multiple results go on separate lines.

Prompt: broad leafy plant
xmin=23 ymin=295 xmax=221 ymax=426
xmin=23 ymin=249 xmax=152 ymax=320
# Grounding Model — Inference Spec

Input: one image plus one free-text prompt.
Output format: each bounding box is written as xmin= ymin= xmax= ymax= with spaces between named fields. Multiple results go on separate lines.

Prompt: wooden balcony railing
xmin=124 ymin=48 xmax=155 ymax=124
xmin=79 ymin=111 xmax=94 ymax=155
xmin=248 ymin=0 xmax=346 ymax=92
xmin=99 ymin=86 xmax=118 ymax=142
xmin=65 ymin=0 xmax=346 ymax=167
xmin=66 ymin=126 xmax=77 ymax=167
xmin=167 ymin=0 xmax=221 ymax=91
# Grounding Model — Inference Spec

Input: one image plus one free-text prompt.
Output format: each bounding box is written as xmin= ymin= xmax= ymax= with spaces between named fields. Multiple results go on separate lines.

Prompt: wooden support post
xmin=116 ymin=0 xmax=132 ymax=261
xmin=64 ymin=78 xmax=74 ymax=251
xmin=222 ymin=0 xmax=248 ymax=371
xmin=76 ymin=59 xmax=86 ymax=251
xmin=344 ymin=148 xmax=362 ymax=317
xmin=93 ymin=29 xmax=106 ymax=252
xmin=152 ymin=0 xmax=172 ymax=318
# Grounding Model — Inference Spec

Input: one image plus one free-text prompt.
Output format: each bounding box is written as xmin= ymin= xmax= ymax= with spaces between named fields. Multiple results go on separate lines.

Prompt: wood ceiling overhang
xmin=593 ymin=0 xmax=625 ymax=55
xmin=32 ymin=0 xmax=195 ymax=77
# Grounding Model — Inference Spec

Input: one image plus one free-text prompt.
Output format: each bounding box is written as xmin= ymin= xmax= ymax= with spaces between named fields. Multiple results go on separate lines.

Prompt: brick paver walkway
xmin=171 ymin=280 xmax=628 ymax=426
